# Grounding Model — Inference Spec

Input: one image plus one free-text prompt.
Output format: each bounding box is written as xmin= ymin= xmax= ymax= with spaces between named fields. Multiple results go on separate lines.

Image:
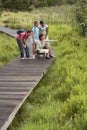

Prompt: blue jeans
xmin=17 ymin=39 xmax=30 ymax=58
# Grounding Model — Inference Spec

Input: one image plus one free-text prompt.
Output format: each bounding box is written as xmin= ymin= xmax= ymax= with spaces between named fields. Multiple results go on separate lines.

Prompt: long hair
xmin=39 ymin=34 xmax=45 ymax=40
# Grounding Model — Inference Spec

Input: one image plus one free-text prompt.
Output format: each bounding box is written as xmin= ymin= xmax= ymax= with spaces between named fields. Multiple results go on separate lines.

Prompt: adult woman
xmin=16 ymin=30 xmax=33 ymax=59
xmin=35 ymin=34 xmax=52 ymax=59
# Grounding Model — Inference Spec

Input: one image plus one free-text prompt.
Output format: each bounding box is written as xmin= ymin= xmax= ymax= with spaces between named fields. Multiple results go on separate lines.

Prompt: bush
xmin=66 ymin=0 xmax=76 ymax=5
xmin=28 ymin=5 xmax=35 ymax=11
xmin=76 ymin=0 xmax=87 ymax=36
xmin=0 ymin=33 xmax=19 ymax=67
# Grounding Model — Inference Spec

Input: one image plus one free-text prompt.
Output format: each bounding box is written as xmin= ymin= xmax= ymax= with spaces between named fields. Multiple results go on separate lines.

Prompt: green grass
xmin=0 ymin=5 xmax=76 ymax=29
xmin=9 ymin=27 xmax=87 ymax=130
xmin=0 ymin=4 xmax=87 ymax=130
xmin=8 ymin=28 xmax=87 ymax=130
xmin=0 ymin=33 xmax=19 ymax=67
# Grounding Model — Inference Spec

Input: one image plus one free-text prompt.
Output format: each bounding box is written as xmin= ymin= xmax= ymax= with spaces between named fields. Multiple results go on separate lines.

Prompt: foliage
xmin=0 ymin=5 xmax=76 ymax=29
xmin=0 ymin=5 xmax=86 ymax=130
xmin=8 ymin=23 xmax=87 ymax=129
xmin=0 ymin=0 xmax=78 ymax=10
xmin=76 ymin=0 xmax=87 ymax=35
xmin=0 ymin=33 xmax=19 ymax=67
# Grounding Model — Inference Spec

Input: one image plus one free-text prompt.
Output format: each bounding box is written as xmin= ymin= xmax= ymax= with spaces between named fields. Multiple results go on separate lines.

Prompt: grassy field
xmin=0 ymin=5 xmax=76 ymax=29
xmin=0 ymin=33 xmax=19 ymax=67
xmin=0 ymin=5 xmax=87 ymax=130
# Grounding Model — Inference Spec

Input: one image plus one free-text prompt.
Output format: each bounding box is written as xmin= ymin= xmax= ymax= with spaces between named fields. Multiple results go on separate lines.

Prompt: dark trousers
xmin=17 ymin=39 xmax=30 ymax=58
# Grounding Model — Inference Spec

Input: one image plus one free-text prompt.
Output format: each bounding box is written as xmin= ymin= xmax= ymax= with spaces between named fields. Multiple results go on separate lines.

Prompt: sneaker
xmin=32 ymin=55 xmax=35 ymax=59
xmin=46 ymin=56 xmax=50 ymax=59
xmin=50 ymin=54 xmax=55 ymax=58
xmin=25 ymin=57 xmax=30 ymax=60
xmin=21 ymin=57 xmax=25 ymax=60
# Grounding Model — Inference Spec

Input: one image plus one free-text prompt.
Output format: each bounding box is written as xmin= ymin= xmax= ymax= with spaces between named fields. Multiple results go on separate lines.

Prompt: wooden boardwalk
xmin=0 ymin=27 xmax=54 ymax=130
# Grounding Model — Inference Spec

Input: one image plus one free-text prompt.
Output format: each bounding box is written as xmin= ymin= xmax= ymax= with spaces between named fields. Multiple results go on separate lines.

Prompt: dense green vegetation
xmin=76 ymin=0 xmax=87 ymax=35
xmin=0 ymin=33 xmax=19 ymax=67
xmin=0 ymin=0 xmax=87 ymax=129
xmin=0 ymin=5 xmax=75 ymax=29
xmin=0 ymin=5 xmax=86 ymax=130
xmin=0 ymin=0 xmax=77 ymax=10
xmin=9 ymin=27 xmax=87 ymax=129
xmin=76 ymin=0 xmax=87 ymax=23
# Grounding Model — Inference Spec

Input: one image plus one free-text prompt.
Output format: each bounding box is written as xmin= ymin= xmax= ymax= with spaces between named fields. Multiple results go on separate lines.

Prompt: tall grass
xmin=0 ymin=33 xmax=19 ymax=67
xmin=0 ymin=5 xmax=76 ymax=29
xmin=8 ymin=24 xmax=87 ymax=129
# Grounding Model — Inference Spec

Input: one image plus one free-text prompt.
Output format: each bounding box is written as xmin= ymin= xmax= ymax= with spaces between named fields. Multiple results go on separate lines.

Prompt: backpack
xmin=17 ymin=29 xmax=26 ymax=34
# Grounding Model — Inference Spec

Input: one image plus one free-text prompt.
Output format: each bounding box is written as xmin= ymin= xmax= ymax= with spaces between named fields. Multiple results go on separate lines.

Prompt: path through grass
xmin=0 ymin=5 xmax=87 ymax=130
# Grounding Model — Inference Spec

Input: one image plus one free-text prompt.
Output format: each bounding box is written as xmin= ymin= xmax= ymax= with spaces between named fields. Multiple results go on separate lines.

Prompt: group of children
xmin=16 ymin=20 xmax=54 ymax=59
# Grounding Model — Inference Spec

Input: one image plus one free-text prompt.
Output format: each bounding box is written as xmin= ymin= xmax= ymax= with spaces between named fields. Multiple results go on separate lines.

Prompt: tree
xmin=76 ymin=0 xmax=87 ymax=35
xmin=0 ymin=0 xmax=78 ymax=10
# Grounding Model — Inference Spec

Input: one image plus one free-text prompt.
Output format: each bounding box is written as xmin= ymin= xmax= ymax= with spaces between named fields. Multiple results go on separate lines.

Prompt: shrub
xmin=76 ymin=0 xmax=87 ymax=36
xmin=28 ymin=5 xmax=35 ymax=11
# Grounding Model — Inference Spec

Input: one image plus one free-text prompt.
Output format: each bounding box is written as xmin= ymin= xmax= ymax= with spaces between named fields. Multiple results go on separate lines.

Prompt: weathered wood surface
xmin=0 ymin=27 xmax=54 ymax=130
xmin=0 ymin=26 xmax=17 ymax=37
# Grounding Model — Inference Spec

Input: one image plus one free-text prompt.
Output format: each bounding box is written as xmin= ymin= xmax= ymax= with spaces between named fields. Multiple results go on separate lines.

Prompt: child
xmin=31 ymin=20 xmax=39 ymax=59
xmin=32 ymin=20 xmax=39 ymax=40
xmin=39 ymin=20 xmax=48 ymax=40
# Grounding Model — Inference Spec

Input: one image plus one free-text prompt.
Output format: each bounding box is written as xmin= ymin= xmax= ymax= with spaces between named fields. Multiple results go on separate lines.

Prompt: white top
xmin=35 ymin=40 xmax=49 ymax=51
xmin=39 ymin=24 xmax=48 ymax=35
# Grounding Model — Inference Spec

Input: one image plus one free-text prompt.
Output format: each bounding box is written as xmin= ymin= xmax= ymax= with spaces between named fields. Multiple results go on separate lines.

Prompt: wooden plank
xmin=0 ymin=70 xmax=45 ymax=73
xmin=0 ymin=107 xmax=15 ymax=128
xmin=0 ymin=99 xmax=21 ymax=106
xmin=0 ymin=62 xmax=50 ymax=67
xmin=0 ymin=72 xmax=44 ymax=74
xmin=0 ymin=80 xmax=38 ymax=82
xmin=0 ymin=86 xmax=33 ymax=89
xmin=0 ymin=82 xmax=36 ymax=87
xmin=0 ymin=62 xmax=51 ymax=67
xmin=0 ymin=107 xmax=15 ymax=113
xmin=0 ymin=76 xmax=41 ymax=80
xmin=0 ymin=75 xmax=43 ymax=82
xmin=0 ymin=92 xmax=27 ymax=95
xmin=0 ymin=89 xmax=31 ymax=92
xmin=0 ymin=99 xmax=21 ymax=105
xmin=0 ymin=73 xmax=43 ymax=76
xmin=0 ymin=94 xmax=25 ymax=100
xmin=0 ymin=120 xmax=5 ymax=128
xmin=0 ymin=111 xmax=13 ymax=120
